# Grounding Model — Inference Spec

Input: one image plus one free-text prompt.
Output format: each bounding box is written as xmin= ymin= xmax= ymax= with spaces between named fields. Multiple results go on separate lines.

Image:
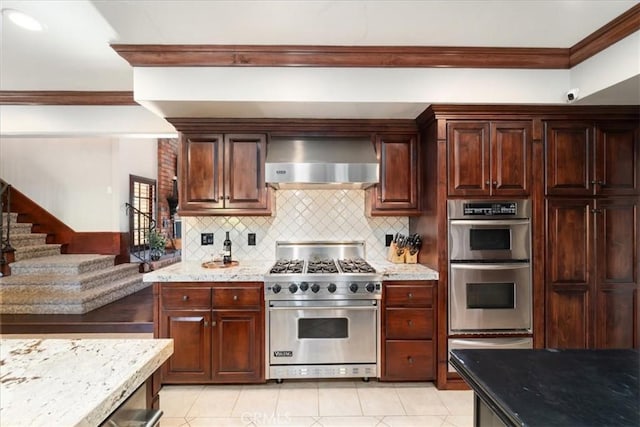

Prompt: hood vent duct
xmin=265 ymin=137 xmax=379 ymax=189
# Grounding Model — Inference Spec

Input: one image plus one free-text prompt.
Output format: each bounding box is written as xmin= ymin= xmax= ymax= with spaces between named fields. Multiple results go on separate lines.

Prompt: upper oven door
xmin=449 ymin=219 xmax=530 ymax=261
xmin=268 ymin=300 xmax=378 ymax=365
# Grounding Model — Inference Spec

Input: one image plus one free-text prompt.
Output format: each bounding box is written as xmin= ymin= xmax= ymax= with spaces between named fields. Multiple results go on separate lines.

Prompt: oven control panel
xmin=265 ymin=281 xmax=381 ymax=299
xmin=463 ymin=202 xmax=517 ymax=216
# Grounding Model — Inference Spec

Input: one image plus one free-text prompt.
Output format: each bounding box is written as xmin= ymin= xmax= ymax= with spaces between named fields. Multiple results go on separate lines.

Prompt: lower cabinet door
xmin=212 ymin=310 xmax=263 ymax=383
xmin=384 ymin=340 xmax=434 ymax=381
xmin=161 ymin=310 xmax=212 ymax=383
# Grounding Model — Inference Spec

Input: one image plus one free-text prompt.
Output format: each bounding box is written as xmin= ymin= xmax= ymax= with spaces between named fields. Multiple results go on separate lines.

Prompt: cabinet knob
xmin=182 ymin=295 xmax=189 ymax=301
xmin=212 ymin=320 xmax=217 ymax=327
xmin=233 ymin=295 xmax=239 ymax=301
xmin=407 ymin=320 xmax=413 ymax=327
xmin=407 ymin=292 xmax=413 ymax=299
xmin=204 ymin=321 xmax=208 ymax=327
xmin=492 ymin=181 xmax=497 ymax=186
xmin=485 ymin=180 xmax=490 ymax=185
xmin=407 ymin=356 xmax=414 ymax=365
xmin=225 ymin=195 xmax=230 ymax=200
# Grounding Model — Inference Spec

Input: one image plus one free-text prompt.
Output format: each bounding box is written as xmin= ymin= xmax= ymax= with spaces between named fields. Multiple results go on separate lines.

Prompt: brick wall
xmin=157 ymin=138 xmax=179 ymax=238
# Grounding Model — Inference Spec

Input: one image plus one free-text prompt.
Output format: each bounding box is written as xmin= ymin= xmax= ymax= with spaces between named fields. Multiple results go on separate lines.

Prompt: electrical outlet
xmin=201 ymin=233 xmax=214 ymax=245
xmin=248 ymin=233 xmax=256 ymax=246
xmin=385 ymin=234 xmax=394 ymax=247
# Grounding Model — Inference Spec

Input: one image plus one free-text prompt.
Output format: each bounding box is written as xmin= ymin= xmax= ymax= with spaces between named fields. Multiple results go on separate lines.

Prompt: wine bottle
xmin=223 ymin=231 xmax=232 ymax=264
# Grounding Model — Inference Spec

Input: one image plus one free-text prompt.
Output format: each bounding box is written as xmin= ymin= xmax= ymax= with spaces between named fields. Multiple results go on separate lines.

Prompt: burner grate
xmin=306 ymin=258 xmax=339 ymax=274
xmin=269 ymin=259 xmax=304 ymax=274
xmin=338 ymin=258 xmax=376 ymax=273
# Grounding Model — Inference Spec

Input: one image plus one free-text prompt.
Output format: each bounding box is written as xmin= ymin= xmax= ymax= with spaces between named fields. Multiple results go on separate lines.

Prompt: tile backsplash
xmin=182 ymin=189 xmax=408 ymax=261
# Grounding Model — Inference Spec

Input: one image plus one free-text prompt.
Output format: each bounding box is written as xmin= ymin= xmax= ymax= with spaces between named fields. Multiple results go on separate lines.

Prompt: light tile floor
xmin=159 ymin=380 xmax=473 ymax=427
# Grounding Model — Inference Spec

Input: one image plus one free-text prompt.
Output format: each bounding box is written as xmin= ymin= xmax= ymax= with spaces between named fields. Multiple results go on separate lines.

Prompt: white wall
xmin=0 ymin=136 xmax=157 ymax=232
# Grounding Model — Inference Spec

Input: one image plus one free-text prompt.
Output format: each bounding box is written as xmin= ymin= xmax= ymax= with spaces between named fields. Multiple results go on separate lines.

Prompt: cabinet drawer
xmin=212 ymin=286 xmax=262 ymax=308
xmin=384 ymin=340 xmax=434 ymax=380
xmin=385 ymin=308 xmax=433 ymax=339
xmin=161 ymin=288 xmax=211 ymax=310
xmin=385 ymin=285 xmax=433 ymax=307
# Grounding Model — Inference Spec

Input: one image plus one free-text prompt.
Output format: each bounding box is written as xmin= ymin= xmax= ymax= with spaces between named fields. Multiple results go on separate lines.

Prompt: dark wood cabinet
xmin=178 ymin=133 xmax=271 ymax=216
xmin=447 ymin=121 xmax=531 ymax=197
xmin=366 ymin=133 xmax=419 ymax=215
xmin=545 ymin=198 xmax=639 ymax=349
xmin=381 ymin=281 xmax=436 ymax=381
xmin=545 ymin=121 xmax=639 ymax=196
xmin=156 ymin=282 xmax=265 ymax=384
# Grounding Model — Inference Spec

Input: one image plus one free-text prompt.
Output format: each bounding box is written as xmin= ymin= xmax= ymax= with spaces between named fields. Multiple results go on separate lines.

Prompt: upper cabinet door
xmin=491 ymin=121 xmax=532 ymax=197
xmin=545 ymin=121 xmax=594 ymax=196
xmin=180 ymin=134 xmax=224 ymax=211
xmin=595 ymin=121 xmax=640 ymax=196
xmin=368 ymin=133 xmax=418 ymax=215
xmin=224 ymin=134 xmax=270 ymax=210
xmin=447 ymin=122 xmax=490 ymax=196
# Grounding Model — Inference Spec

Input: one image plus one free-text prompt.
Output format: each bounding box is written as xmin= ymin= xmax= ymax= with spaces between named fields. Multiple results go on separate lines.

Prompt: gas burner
xmin=270 ymin=259 xmax=304 ymax=274
xmin=338 ymin=258 xmax=376 ymax=273
xmin=307 ymin=259 xmax=338 ymax=274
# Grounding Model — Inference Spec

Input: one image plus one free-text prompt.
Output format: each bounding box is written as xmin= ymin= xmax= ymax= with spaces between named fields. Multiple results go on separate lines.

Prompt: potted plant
xmin=148 ymin=229 xmax=167 ymax=261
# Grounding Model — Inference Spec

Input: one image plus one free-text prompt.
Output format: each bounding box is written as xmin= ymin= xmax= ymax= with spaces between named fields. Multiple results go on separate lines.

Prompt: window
xmin=129 ymin=175 xmax=156 ymax=249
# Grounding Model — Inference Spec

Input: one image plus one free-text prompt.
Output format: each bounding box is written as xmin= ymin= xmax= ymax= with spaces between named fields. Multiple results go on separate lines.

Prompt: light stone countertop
xmin=143 ymin=260 xmax=274 ymax=282
xmin=0 ymin=338 xmax=173 ymax=427
xmin=144 ymin=259 xmax=438 ymax=282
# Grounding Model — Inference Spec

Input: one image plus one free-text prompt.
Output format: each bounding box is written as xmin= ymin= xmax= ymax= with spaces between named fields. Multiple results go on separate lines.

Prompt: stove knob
xmin=299 ymin=282 xmax=309 ymax=292
xmin=272 ymin=284 xmax=282 ymax=294
xmin=289 ymin=284 xmax=298 ymax=293
xmin=328 ymin=283 xmax=337 ymax=293
xmin=366 ymin=283 xmax=376 ymax=293
xmin=349 ymin=283 xmax=359 ymax=293
xmin=311 ymin=284 xmax=320 ymax=293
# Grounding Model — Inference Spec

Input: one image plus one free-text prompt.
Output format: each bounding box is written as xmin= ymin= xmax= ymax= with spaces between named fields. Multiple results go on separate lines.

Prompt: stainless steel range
xmin=264 ymin=241 xmax=382 ymax=381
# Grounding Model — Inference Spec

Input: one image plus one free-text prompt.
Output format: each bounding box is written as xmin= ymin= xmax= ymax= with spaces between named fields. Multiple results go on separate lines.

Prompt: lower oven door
xmin=449 ymin=262 xmax=531 ymax=333
xmin=268 ymin=299 xmax=378 ymax=365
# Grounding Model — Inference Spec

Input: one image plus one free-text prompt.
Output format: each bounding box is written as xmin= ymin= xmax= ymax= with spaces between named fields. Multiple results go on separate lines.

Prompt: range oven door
xmin=449 ymin=263 xmax=531 ymax=334
xmin=268 ymin=299 xmax=378 ymax=365
xmin=449 ymin=219 xmax=531 ymax=261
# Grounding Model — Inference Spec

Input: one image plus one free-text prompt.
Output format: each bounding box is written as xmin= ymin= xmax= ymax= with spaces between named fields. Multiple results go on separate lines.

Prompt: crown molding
xmin=0 ymin=91 xmax=137 ymax=106
xmin=111 ymin=44 xmax=570 ymax=69
xmin=570 ymin=3 xmax=640 ymax=66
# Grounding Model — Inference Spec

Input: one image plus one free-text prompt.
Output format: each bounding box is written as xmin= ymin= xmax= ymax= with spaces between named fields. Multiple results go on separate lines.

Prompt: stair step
xmin=4 ymin=233 xmax=47 ymax=248
xmin=1 ymin=222 xmax=33 ymax=236
xmin=10 ymin=254 xmax=115 ymax=275
xmin=3 ymin=212 xmax=20 ymax=223
xmin=0 ymin=276 xmax=151 ymax=314
xmin=13 ymin=244 xmax=62 ymax=262
xmin=0 ymin=263 xmax=141 ymax=291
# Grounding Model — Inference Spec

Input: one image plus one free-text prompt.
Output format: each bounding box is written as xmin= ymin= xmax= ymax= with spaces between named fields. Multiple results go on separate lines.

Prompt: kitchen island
xmin=450 ymin=348 xmax=640 ymax=427
xmin=0 ymin=338 xmax=173 ymax=426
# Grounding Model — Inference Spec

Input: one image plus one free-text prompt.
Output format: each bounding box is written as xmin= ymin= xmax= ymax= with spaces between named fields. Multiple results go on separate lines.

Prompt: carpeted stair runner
xmin=1 ymin=213 xmax=148 ymax=314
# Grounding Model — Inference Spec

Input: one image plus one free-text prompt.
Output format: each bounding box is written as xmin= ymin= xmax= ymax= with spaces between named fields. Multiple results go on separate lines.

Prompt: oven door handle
xmin=268 ymin=305 xmax=378 ymax=311
xmin=449 ymin=219 xmax=530 ymax=226
xmin=450 ymin=263 xmax=530 ymax=270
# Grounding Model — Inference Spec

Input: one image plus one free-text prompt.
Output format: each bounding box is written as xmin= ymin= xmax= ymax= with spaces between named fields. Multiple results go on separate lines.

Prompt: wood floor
xmin=0 ymin=286 xmax=153 ymax=334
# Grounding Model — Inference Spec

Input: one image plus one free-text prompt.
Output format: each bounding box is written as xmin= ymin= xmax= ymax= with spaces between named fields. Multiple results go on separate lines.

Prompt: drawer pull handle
xmin=407 ymin=292 xmax=413 ymax=299
xmin=182 ymin=295 xmax=189 ymax=301
xmin=233 ymin=295 xmax=239 ymax=301
xmin=407 ymin=356 xmax=414 ymax=364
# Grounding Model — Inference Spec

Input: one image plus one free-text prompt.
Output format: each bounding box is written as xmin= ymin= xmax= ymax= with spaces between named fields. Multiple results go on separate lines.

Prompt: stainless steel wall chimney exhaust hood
xmin=265 ymin=137 xmax=379 ymax=189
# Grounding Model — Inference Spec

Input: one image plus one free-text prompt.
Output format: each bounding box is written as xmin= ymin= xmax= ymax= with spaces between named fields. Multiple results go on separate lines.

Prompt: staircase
xmin=1 ymin=212 xmax=148 ymax=314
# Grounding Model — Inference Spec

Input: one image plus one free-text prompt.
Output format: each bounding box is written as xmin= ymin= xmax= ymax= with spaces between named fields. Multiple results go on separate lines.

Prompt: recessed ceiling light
xmin=2 ymin=8 xmax=44 ymax=32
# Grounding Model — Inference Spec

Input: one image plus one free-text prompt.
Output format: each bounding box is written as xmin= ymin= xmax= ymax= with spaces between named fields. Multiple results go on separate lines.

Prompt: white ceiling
xmin=0 ymin=0 xmax=638 ymax=128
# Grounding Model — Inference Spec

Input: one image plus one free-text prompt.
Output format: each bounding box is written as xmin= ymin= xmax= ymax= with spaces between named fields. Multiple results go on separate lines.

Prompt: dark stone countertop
xmin=450 ymin=348 xmax=640 ymax=427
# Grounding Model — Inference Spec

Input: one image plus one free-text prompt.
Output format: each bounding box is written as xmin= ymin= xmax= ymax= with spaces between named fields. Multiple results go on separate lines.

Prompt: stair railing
xmin=124 ymin=202 xmax=157 ymax=270
xmin=1 ymin=179 xmax=16 ymax=271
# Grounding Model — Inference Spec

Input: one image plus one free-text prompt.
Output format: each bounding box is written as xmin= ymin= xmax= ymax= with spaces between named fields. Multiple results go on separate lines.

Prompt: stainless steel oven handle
xmin=268 ymin=306 xmax=378 ymax=311
xmin=450 ymin=263 xmax=530 ymax=270
xmin=449 ymin=219 xmax=530 ymax=226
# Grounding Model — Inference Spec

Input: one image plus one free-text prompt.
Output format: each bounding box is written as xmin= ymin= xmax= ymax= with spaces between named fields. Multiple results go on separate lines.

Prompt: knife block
xmin=405 ymin=251 xmax=418 ymax=264
xmin=387 ymin=243 xmax=406 ymax=263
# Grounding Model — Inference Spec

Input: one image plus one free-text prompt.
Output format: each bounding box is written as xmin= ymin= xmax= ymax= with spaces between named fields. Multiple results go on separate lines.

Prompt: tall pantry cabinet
xmin=544 ymin=119 xmax=639 ymax=349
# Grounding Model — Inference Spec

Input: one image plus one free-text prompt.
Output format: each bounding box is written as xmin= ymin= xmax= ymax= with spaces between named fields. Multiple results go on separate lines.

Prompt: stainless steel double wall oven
xmin=447 ymin=200 xmax=533 ymax=365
